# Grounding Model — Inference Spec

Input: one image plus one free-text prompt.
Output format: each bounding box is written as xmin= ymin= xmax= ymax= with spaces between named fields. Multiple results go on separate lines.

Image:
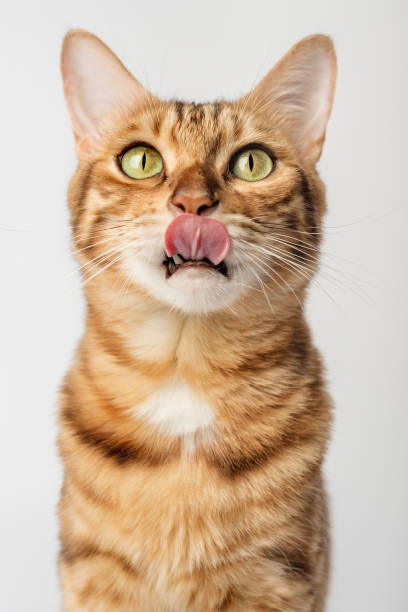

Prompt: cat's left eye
xmin=120 ymin=145 xmax=163 ymax=179
xmin=230 ymin=148 xmax=273 ymax=182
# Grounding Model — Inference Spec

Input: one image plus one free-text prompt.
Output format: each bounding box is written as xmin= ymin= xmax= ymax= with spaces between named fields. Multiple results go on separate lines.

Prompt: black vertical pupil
xmin=142 ymin=152 xmax=147 ymax=170
xmin=248 ymin=153 xmax=254 ymax=172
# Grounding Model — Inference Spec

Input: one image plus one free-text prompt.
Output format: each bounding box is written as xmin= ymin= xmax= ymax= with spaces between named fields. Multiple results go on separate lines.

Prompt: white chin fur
xmin=167 ymin=266 xmax=222 ymax=292
xmin=122 ymin=257 xmax=245 ymax=314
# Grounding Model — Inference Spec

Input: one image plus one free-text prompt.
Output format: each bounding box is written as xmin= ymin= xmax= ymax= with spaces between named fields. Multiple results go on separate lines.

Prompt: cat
xmin=58 ymin=29 xmax=337 ymax=611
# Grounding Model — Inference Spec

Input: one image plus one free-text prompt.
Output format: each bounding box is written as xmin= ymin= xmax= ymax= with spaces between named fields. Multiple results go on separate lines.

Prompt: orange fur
xmin=59 ymin=30 xmax=336 ymax=611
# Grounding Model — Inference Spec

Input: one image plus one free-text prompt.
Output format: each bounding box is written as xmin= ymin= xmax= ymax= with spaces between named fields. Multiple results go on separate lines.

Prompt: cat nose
xmin=169 ymin=192 xmax=218 ymax=216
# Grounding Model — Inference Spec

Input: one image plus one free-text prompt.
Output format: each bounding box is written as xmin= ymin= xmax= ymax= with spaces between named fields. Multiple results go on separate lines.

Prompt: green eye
xmin=230 ymin=148 xmax=273 ymax=182
xmin=120 ymin=146 xmax=163 ymax=179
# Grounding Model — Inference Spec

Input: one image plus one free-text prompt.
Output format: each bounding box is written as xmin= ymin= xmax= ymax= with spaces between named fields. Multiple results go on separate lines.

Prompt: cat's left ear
xmin=61 ymin=30 xmax=149 ymax=158
xmin=244 ymin=35 xmax=337 ymax=164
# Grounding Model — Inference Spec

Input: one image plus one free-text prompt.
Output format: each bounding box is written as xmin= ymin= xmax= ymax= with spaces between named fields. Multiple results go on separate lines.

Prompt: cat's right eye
xmin=120 ymin=145 xmax=163 ymax=179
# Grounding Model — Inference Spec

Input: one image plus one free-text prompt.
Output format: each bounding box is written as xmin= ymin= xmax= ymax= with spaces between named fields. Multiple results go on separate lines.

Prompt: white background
xmin=1 ymin=0 xmax=407 ymax=610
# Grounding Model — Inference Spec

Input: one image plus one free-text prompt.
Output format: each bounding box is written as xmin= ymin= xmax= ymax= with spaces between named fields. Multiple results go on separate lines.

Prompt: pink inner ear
xmin=244 ymin=35 xmax=336 ymax=163
xmin=165 ymin=215 xmax=231 ymax=265
xmin=61 ymin=31 xmax=149 ymax=156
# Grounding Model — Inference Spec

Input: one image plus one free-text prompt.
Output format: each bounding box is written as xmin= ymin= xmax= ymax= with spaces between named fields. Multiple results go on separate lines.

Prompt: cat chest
xmin=132 ymin=380 xmax=215 ymax=438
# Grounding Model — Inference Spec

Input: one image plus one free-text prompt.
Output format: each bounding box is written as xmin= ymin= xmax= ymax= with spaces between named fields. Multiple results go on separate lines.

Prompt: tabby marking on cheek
xmin=72 ymin=162 xmax=95 ymax=230
xmin=133 ymin=381 xmax=214 ymax=438
xmin=296 ymin=167 xmax=319 ymax=240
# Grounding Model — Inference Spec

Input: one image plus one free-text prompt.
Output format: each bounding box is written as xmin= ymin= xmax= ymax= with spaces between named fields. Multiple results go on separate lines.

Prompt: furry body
xmin=59 ymin=32 xmax=336 ymax=611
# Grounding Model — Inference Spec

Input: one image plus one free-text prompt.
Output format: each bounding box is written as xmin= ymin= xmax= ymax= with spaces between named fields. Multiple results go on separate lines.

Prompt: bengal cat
xmin=58 ymin=29 xmax=337 ymax=611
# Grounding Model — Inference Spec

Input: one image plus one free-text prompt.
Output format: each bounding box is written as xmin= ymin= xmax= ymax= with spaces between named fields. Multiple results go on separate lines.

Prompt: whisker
xmin=259 ymin=239 xmax=364 ymax=286
xmin=71 ymin=215 xmax=158 ymax=243
xmin=244 ymin=239 xmax=369 ymax=308
xmin=248 ymin=239 xmax=372 ymax=299
xmin=64 ymin=241 xmax=128 ymax=281
xmin=67 ymin=229 xmax=145 ymax=281
xmin=71 ymin=225 xmax=130 ymax=243
xmin=0 ymin=225 xmax=38 ymax=233
xmin=263 ymin=232 xmax=367 ymax=271
xmin=247 ymin=229 xmax=373 ymax=292
xmin=57 ymin=234 xmax=120 ymax=264
xmin=81 ymin=241 xmax=141 ymax=288
xmin=243 ymin=250 xmax=303 ymax=308
xmin=246 ymin=264 xmax=275 ymax=314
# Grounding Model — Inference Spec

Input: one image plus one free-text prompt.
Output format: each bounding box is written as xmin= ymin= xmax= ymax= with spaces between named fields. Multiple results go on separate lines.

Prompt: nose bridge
xmin=170 ymin=164 xmax=216 ymax=215
xmin=173 ymin=163 xmax=210 ymax=198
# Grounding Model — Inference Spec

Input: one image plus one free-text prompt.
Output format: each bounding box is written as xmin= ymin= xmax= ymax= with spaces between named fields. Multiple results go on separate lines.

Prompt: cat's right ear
xmin=61 ymin=30 xmax=148 ymax=158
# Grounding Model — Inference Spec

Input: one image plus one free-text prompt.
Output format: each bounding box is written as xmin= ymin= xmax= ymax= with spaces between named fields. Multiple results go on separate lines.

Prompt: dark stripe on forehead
xmin=174 ymin=100 xmax=185 ymax=124
xmin=124 ymin=121 xmax=140 ymax=133
xmin=212 ymin=101 xmax=223 ymax=122
xmin=170 ymin=101 xmax=186 ymax=143
xmin=208 ymin=131 xmax=222 ymax=157
xmin=231 ymin=112 xmax=244 ymax=140
xmin=151 ymin=114 xmax=161 ymax=136
xmin=189 ymin=103 xmax=205 ymax=125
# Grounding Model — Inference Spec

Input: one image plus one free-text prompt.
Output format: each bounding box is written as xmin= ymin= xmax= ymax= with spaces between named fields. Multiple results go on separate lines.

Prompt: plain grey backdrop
xmin=1 ymin=0 xmax=407 ymax=610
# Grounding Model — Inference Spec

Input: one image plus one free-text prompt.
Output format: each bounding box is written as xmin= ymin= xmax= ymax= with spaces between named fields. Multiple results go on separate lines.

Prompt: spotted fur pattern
xmin=59 ymin=31 xmax=336 ymax=611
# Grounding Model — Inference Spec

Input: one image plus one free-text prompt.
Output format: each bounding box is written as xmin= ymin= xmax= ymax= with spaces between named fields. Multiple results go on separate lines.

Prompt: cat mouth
xmin=163 ymin=254 xmax=228 ymax=278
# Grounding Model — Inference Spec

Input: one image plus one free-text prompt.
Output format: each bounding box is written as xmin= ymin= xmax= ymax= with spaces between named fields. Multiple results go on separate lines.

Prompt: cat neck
xmin=83 ymin=274 xmax=307 ymax=380
xmin=76 ymin=277 xmax=312 ymax=444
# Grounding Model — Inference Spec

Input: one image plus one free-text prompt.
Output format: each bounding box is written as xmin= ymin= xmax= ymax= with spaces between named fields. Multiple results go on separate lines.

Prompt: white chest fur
xmin=134 ymin=381 xmax=214 ymax=438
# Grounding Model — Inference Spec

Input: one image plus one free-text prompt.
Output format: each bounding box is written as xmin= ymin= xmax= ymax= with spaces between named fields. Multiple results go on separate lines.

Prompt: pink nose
xmin=170 ymin=193 xmax=217 ymax=216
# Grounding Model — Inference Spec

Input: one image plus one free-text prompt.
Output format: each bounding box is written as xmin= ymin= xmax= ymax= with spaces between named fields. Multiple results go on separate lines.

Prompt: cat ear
xmin=61 ymin=30 xmax=148 ymax=158
xmin=247 ymin=35 xmax=337 ymax=164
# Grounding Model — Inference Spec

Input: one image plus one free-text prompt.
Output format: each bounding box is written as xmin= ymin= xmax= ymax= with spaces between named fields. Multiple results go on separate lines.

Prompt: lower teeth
xmin=165 ymin=256 xmax=227 ymax=278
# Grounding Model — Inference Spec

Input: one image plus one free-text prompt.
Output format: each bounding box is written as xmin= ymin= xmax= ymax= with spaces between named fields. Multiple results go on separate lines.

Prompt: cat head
xmin=61 ymin=31 xmax=336 ymax=315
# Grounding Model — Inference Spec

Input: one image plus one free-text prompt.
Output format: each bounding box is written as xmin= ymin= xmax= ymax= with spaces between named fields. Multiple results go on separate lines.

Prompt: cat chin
xmin=166 ymin=265 xmax=223 ymax=288
xmin=121 ymin=258 xmax=243 ymax=314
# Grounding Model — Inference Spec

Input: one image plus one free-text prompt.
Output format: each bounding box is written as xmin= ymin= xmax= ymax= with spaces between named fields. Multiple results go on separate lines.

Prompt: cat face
xmin=62 ymin=31 xmax=336 ymax=314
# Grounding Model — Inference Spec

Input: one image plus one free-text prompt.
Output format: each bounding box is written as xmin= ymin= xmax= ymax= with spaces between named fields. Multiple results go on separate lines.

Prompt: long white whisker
xmin=58 ymin=234 xmax=120 ymax=264
xmin=81 ymin=241 xmax=141 ymax=288
xmin=244 ymin=250 xmax=303 ymax=308
xmin=249 ymin=239 xmax=371 ymax=300
xmin=242 ymin=240 xmax=356 ymax=308
xmin=247 ymin=265 xmax=275 ymax=314
xmin=64 ymin=241 xmax=128 ymax=281
xmin=264 ymin=232 xmax=367 ymax=271
xmin=252 ymin=235 xmax=372 ymax=292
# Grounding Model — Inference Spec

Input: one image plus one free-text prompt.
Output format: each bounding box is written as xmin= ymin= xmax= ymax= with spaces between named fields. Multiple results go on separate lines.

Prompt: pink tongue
xmin=164 ymin=214 xmax=230 ymax=265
